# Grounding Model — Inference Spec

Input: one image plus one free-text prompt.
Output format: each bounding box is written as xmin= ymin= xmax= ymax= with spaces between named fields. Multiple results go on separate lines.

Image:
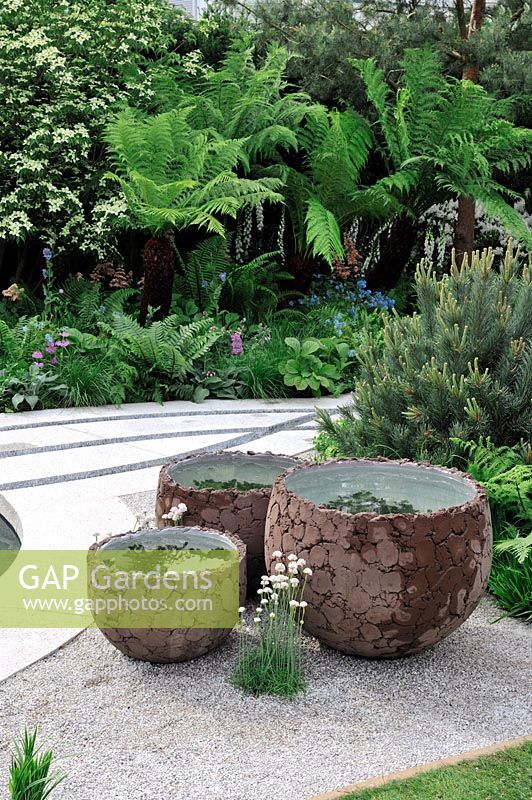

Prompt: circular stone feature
xmin=0 ymin=514 xmax=21 ymax=551
xmin=91 ymin=526 xmax=246 ymax=663
xmin=265 ymin=459 xmax=492 ymax=658
xmin=156 ymin=451 xmax=297 ymax=591
xmin=0 ymin=495 xmax=22 ymax=577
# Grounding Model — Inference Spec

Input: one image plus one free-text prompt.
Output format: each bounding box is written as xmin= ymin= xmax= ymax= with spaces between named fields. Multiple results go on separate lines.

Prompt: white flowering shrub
xmin=0 ymin=0 xmax=194 ymax=274
xmin=419 ymin=199 xmax=532 ymax=273
xmin=232 ymin=550 xmax=311 ymax=696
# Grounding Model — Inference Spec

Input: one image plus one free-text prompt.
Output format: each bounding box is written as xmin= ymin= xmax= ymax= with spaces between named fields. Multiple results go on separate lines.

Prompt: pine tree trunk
xmin=453 ymin=0 xmax=485 ymax=261
xmin=139 ymin=235 xmax=175 ymax=325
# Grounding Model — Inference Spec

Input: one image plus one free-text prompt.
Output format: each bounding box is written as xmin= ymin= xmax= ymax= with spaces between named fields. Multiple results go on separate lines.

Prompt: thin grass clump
xmin=9 ymin=728 xmax=65 ymax=800
xmin=232 ymin=551 xmax=312 ymax=697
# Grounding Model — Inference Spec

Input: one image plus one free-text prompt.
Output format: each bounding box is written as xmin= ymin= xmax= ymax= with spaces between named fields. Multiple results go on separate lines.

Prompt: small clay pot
xmin=90 ymin=526 xmax=246 ymax=663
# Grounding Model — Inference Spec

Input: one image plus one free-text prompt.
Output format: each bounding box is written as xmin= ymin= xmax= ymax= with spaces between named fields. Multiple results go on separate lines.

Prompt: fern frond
xmin=305 ymin=197 xmax=344 ymax=265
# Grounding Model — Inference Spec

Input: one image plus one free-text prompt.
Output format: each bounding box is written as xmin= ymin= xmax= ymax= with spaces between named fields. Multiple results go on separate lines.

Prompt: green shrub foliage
xmin=0 ymin=0 xmax=191 ymax=272
xmin=317 ymin=245 xmax=532 ymax=462
xmin=452 ymin=437 xmax=532 ymax=619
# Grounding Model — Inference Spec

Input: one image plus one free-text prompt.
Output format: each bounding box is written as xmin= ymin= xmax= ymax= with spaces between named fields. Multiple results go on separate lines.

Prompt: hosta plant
xmin=278 ymin=336 xmax=350 ymax=396
xmin=317 ymin=244 xmax=532 ymax=463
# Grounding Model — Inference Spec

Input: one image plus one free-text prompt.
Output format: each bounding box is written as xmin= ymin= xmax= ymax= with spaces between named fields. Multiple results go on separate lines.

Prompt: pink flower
xmin=45 ymin=345 xmax=56 ymax=354
xmin=231 ymin=331 xmax=243 ymax=356
xmin=55 ymin=340 xmax=70 ymax=347
xmin=32 ymin=351 xmax=43 ymax=359
xmin=49 ymin=357 xmax=57 ymax=366
xmin=35 ymin=362 xmax=44 ymax=369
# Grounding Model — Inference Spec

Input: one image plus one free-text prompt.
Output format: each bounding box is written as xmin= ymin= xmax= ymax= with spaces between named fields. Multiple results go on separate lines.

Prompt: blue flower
xmin=357 ymin=279 xmax=367 ymax=289
xmin=42 ymin=248 xmax=52 ymax=261
xmin=219 ymin=272 xmax=227 ymax=282
xmin=44 ymin=333 xmax=54 ymax=343
xmin=201 ymin=280 xmax=209 ymax=288
xmin=347 ymin=349 xmax=355 ymax=357
xmin=98 ymin=304 xmax=106 ymax=313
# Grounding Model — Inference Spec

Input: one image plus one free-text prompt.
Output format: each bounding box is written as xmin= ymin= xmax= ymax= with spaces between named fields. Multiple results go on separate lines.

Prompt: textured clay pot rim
xmin=161 ymin=450 xmax=299 ymax=498
xmin=90 ymin=526 xmax=244 ymax=554
xmin=274 ymin=457 xmax=488 ymax=524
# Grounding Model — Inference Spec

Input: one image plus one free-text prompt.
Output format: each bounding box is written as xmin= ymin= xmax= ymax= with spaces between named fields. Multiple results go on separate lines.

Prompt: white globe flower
xmin=254 ymin=617 xmax=261 ymax=624
xmin=290 ymin=577 xmax=299 ymax=587
xmin=275 ymin=563 xmax=286 ymax=573
xmin=261 ymin=598 xmax=269 ymax=605
xmin=177 ymin=503 xmax=187 ymax=514
xmin=303 ymin=567 xmax=313 ymax=576
xmin=272 ymin=550 xmax=283 ymax=559
xmin=289 ymin=599 xmax=299 ymax=608
xmin=269 ymin=612 xmax=276 ymax=619
xmin=299 ymin=601 xmax=308 ymax=608
xmin=287 ymin=554 xmax=297 ymax=561
xmin=296 ymin=558 xmax=306 ymax=567
xmin=238 ymin=606 xmax=246 ymax=614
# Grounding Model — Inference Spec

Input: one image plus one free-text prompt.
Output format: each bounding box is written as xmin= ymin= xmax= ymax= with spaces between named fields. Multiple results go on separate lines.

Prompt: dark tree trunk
xmin=139 ymin=235 xmax=175 ymax=325
xmin=367 ymin=214 xmax=418 ymax=291
xmin=454 ymin=196 xmax=476 ymax=265
xmin=284 ymin=252 xmax=316 ymax=293
xmin=453 ymin=0 xmax=485 ymax=259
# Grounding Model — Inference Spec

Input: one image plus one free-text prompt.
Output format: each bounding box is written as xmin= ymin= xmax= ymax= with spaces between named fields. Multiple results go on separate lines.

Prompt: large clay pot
xmin=265 ymin=458 xmax=492 ymax=658
xmin=156 ymin=451 xmax=297 ymax=591
xmin=91 ymin=526 xmax=246 ymax=663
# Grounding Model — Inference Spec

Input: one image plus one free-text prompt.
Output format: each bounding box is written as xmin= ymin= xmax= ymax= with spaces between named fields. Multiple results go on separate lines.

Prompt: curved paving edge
xmin=0 ymin=396 xmax=346 ymax=681
xmin=307 ymin=734 xmax=532 ymax=800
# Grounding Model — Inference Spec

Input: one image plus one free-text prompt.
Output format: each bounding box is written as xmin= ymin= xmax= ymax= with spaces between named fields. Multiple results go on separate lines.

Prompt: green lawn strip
xmin=339 ymin=742 xmax=532 ymax=800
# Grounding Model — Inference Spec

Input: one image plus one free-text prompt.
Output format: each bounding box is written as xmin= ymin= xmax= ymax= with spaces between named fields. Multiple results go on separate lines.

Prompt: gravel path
xmin=0 ymin=598 xmax=530 ymax=800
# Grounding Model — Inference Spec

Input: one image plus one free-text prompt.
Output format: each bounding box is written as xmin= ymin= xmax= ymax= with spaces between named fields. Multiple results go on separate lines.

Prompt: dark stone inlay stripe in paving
xmin=0 ymin=407 xmax=320 ymax=433
xmin=0 ymin=414 xmax=315 ymax=491
xmin=0 ymin=427 xmax=273 ymax=460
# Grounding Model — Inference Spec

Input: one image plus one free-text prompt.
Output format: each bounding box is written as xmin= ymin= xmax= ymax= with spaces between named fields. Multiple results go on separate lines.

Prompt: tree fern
xmin=285 ymin=106 xmax=372 ymax=263
xmin=350 ymin=45 xmax=532 ymax=270
xmin=105 ymin=109 xmax=284 ymax=237
xmin=179 ymin=41 xmax=309 ymax=167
